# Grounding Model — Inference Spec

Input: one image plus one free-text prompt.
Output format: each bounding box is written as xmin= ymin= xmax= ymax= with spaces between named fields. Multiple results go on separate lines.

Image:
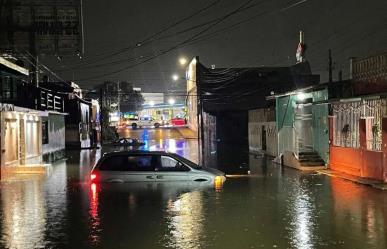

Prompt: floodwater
xmin=0 ymin=129 xmax=386 ymax=249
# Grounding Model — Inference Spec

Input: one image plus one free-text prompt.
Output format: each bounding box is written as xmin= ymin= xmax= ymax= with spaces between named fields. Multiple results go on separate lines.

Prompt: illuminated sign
xmin=0 ymin=0 xmax=83 ymax=56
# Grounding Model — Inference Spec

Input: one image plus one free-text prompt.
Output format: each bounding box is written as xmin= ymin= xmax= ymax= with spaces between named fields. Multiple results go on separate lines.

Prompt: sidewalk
xmin=317 ymin=169 xmax=387 ymax=190
xmin=176 ymin=127 xmax=198 ymax=139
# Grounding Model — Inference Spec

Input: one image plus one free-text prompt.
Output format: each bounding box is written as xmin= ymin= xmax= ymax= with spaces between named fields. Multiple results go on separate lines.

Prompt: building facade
xmin=0 ymin=57 xmax=43 ymax=177
xmin=186 ymin=56 xmax=319 ymax=172
xmin=248 ymin=108 xmax=277 ymax=157
xmin=273 ymin=87 xmax=329 ymax=169
xmin=329 ymin=52 xmax=387 ymax=182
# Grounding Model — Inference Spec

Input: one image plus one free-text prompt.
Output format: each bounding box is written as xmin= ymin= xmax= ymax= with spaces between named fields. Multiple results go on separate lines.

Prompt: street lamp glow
xmin=168 ymin=98 xmax=175 ymax=105
xmin=297 ymin=93 xmax=306 ymax=101
xmin=179 ymin=57 xmax=187 ymax=66
xmin=172 ymin=74 xmax=179 ymax=81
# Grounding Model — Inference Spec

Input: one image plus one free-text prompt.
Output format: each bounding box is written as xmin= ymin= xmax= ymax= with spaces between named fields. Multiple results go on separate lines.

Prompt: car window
xmin=99 ymin=155 xmax=154 ymax=171
xmin=99 ymin=155 xmax=126 ymax=171
xmin=127 ymin=155 xmax=154 ymax=171
xmin=157 ymin=156 xmax=190 ymax=172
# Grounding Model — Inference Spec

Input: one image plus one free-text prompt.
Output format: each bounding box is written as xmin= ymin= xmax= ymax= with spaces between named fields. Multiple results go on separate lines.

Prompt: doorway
xmin=294 ymin=103 xmax=313 ymax=152
xmin=261 ymin=125 xmax=267 ymax=151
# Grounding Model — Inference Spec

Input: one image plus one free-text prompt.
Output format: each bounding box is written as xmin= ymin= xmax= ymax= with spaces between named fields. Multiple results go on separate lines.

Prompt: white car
xmin=90 ymin=151 xmax=226 ymax=186
xmin=129 ymin=116 xmax=162 ymax=129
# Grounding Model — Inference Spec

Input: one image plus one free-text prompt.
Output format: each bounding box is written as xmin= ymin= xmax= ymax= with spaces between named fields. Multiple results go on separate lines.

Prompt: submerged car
xmin=90 ymin=151 xmax=226 ymax=185
xmin=112 ymin=138 xmax=145 ymax=146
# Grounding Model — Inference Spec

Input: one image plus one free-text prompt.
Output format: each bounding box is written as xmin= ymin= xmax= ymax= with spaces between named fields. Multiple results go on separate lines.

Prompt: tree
xmin=119 ymin=82 xmax=144 ymax=112
xmin=101 ymin=106 xmax=118 ymax=142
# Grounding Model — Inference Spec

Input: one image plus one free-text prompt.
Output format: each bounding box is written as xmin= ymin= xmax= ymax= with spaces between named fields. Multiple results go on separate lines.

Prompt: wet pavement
xmin=0 ymin=129 xmax=386 ymax=249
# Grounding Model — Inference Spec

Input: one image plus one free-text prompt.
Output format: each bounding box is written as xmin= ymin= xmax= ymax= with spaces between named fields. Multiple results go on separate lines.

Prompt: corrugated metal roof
xmin=0 ymin=56 xmax=29 ymax=76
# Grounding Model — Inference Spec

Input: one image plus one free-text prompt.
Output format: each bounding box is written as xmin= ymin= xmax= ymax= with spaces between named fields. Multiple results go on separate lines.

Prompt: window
xmin=157 ymin=156 xmax=190 ymax=172
xmin=1 ymin=76 xmax=17 ymax=101
xmin=99 ymin=156 xmax=126 ymax=171
xmin=42 ymin=120 xmax=49 ymax=144
xmin=99 ymin=155 xmax=154 ymax=171
xmin=127 ymin=156 xmax=153 ymax=171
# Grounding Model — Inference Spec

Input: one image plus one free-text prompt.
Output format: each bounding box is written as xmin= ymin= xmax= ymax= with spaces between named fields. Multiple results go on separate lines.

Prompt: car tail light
xmin=90 ymin=171 xmax=99 ymax=182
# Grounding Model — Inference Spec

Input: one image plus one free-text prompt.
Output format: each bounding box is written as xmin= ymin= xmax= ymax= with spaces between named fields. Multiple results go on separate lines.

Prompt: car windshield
xmin=172 ymin=154 xmax=202 ymax=169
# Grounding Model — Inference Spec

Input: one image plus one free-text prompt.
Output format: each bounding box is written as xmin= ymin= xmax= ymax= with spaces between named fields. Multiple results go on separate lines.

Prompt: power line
xmin=75 ymin=0 xmax=255 ymax=81
xmin=59 ymin=1 xmax=262 ymax=72
xmin=67 ymin=0 xmax=222 ymax=68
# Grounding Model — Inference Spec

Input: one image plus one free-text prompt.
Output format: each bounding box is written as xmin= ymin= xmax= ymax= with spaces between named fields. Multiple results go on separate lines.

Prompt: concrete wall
xmin=187 ymin=87 xmax=198 ymax=132
xmin=42 ymin=113 xmax=66 ymax=162
xmin=249 ymin=121 xmax=277 ymax=157
xmin=186 ymin=57 xmax=198 ymax=132
xmin=65 ymin=101 xmax=91 ymax=148
xmin=248 ymin=108 xmax=277 ymax=157
xmin=330 ymin=146 xmax=385 ymax=181
xmin=202 ymin=112 xmax=217 ymax=167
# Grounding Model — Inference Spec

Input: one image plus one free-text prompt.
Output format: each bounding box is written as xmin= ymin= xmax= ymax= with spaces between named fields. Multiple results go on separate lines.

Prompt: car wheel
xmin=154 ymin=123 xmax=160 ymax=128
xmin=132 ymin=123 xmax=137 ymax=129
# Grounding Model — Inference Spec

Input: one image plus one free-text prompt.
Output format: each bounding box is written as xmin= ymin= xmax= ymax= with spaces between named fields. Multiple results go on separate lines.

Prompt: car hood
xmin=200 ymin=167 xmax=225 ymax=176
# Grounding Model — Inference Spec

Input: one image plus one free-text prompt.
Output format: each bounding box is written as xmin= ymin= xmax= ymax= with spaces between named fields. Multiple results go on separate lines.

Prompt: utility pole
xmin=117 ymin=81 xmax=120 ymax=118
xmin=328 ymin=49 xmax=333 ymax=83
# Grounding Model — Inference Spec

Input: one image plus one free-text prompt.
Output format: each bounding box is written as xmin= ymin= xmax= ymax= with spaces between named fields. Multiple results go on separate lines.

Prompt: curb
xmin=317 ymin=169 xmax=387 ymax=190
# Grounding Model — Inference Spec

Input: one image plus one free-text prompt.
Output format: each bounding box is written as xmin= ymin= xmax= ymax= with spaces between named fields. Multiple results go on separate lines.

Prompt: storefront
xmin=0 ymin=107 xmax=43 ymax=173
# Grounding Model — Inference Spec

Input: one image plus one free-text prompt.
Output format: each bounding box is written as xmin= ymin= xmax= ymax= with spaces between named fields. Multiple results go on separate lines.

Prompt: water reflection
xmin=330 ymin=178 xmax=387 ymax=248
xmin=0 ymin=180 xmax=46 ymax=249
xmin=0 ymin=160 xmax=69 ymax=249
xmin=0 ymin=144 xmax=387 ymax=248
xmin=287 ymin=180 xmax=315 ymax=249
xmin=164 ymin=191 xmax=205 ymax=249
xmin=89 ymin=183 xmax=101 ymax=244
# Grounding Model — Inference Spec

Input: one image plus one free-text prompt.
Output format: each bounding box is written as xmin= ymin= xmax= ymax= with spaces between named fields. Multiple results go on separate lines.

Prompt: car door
xmin=99 ymin=155 xmax=156 ymax=182
xmin=123 ymin=154 xmax=156 ymax=182
xmin=154 ymin=155 xmax=191 ymax=182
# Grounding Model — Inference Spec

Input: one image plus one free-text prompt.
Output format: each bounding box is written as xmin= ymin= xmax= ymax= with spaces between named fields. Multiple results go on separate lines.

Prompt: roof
xmin=0 ymin=56 xmax=29 ymax=76
xmin=102 ymin=150 xmax=171 ymax=157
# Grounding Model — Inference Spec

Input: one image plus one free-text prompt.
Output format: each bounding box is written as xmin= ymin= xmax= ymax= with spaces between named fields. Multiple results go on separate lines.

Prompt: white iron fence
xmin=332 ymin=99 xmax=387 ymax=151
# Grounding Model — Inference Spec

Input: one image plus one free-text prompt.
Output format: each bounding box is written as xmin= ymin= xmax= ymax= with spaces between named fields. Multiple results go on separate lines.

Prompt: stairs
xmin=297 ymin=151 xmax=325 ymax=167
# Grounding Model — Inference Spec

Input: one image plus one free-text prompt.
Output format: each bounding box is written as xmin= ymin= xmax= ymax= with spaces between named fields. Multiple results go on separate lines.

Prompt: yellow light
xmin=214 ymin=176 xmax=224 ymax=190
xmin=179 ymin=57 xmax=187 ymax=66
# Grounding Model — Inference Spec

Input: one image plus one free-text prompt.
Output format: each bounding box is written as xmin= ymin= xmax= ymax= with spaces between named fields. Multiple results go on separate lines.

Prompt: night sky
xmin=45 ymin=0 xmax=387 ymax=93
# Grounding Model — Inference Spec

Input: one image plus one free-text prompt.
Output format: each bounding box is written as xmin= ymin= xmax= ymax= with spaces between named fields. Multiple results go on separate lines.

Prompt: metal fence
xmin=332 ymin=99 xmax=387 ymax=151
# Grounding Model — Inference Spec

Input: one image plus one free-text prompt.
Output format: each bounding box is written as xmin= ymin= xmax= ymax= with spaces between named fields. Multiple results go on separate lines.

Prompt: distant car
xmin=129 ymin=116 xmax=162 ymax=129
xmin=112 ymin=138 xmax=145 ymax=146
xmin=170 ymin=117 xmax=186 ymax=126
xmin=90 ymin=151 xmax=226 ymax=185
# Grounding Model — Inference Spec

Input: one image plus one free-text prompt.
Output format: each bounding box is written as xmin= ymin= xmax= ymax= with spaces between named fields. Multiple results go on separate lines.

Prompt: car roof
xmin=102 ymin=150 xmax=175 ymax=157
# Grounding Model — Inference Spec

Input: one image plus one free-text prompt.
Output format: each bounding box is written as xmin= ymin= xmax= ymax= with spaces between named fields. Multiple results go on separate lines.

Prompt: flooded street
xmin=0 ymin=129 xmax=386 ymax=249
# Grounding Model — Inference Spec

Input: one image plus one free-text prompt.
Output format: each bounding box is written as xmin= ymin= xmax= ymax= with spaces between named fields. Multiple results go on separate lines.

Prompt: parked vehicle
xmin=90 ymin=151 xmax=226 ymax=186
xmin=129 ymin=116 xmax=162 ymax=129
xmin=170 ymin=117 xmax=186 ymax=126
xmin=112 ymin=138 xmax=145 ymax=146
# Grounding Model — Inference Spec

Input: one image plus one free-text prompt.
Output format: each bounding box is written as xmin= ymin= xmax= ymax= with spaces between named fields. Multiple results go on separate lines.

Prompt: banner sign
xmin=0 ymin=0 xmax=83 ymax=56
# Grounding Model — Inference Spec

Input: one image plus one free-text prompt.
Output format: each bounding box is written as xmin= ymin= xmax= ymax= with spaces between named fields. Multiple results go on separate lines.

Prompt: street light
xmin=172 ymin=74 xmax=179 ymax=81
xmin=179 ymin=57 xmax=187 ymax=66
xmin=168 ymin=98 xmax=175 ymax=105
